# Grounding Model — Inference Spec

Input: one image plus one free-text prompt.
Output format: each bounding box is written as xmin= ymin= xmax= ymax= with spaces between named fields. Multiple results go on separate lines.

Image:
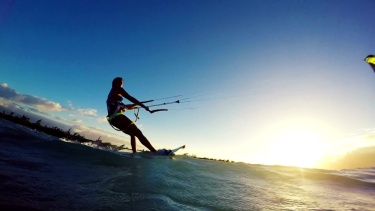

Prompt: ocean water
xmin=1 ymin=119 xmax=375 ymax=211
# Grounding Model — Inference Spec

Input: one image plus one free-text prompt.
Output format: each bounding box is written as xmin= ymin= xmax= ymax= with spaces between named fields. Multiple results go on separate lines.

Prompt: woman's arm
xmin=120 ymin=88 xmax=151 ymax=112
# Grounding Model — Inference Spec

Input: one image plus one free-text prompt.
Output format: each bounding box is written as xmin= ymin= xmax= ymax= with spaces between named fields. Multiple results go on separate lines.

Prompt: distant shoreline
xmin=0 ymin=110 xmax=234 ymax=163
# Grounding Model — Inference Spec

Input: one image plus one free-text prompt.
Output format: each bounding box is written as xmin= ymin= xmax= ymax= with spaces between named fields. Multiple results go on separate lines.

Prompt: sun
xmin=266 ymin=129 xmax=326 ymax=168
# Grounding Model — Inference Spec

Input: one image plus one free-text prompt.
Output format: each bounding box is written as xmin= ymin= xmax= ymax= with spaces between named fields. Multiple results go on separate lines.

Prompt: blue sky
xmin=1 ymin=0 xmax=375 ymax=168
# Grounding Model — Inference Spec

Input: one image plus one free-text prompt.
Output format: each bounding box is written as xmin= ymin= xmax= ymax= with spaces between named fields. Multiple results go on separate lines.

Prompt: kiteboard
xmin=155 ymin=145 xmax=186 ymax=156
xmin=120 ymin=145 xmax=185 ymax=158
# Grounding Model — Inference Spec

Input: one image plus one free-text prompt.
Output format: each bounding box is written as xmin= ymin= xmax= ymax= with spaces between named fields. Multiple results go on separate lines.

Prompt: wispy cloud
xmin=97 ymin=117 xmax=108 ymax=123
xmin=72 ymin=119 xmax=84 ymax=125
xmin=77 ymin=108 xmax=97 ymax=117
xmin=67 ymin=100 xmax=75 ymax=111
xmin=0 ymin=83 xmax=129 ymax=147
xmin=0 ymin=83 xmax=64 ymax=111
xmin=66 ymin=99 xmax=98 ymax=118
xmin=0 ymin=82 xmax=111 ymax=136
xmin=0 ymin=83 xmax=101 ymax=119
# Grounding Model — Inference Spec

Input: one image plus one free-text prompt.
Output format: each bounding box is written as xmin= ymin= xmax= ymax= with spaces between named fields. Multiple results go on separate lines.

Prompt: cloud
xmin=319 ymin=146 xmax=375 ymax=170
xmin=97 ymin=117 xmax=108 ymax=123
xmin=66 ymin=99 xmax=98 ymax=118
xmin=77 ymin=108 xmax=97 ymax=117
xmin=72 ymin=119 xmax=83 ymax=125
xmin=0 ymin=83 xmax=17 ymax=98
xmin=0 ymin=83 xmax=120 ymax=143
xmin=70 ymin=124 xmax=89 ymax=133
xmin=67 ymin=100 xmax=74 ymax=109
xmin=68 ymin=124 xmax=125 ymax=144
xmin=0 ymin=83 xmax=64 ymax=111
xmin=363 ymin=132 xmax=375 ymax=140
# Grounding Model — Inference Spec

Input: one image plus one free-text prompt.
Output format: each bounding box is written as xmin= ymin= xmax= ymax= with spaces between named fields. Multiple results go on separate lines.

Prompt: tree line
xmin=0 ymin=110 xmax=127 ymax=151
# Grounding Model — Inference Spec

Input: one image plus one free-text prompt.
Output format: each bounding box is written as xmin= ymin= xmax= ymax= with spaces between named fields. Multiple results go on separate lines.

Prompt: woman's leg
xmin=130 ymin=135 xmax=136 ymax=153
xmin=111 ymin=115 xmax=156 ymax=152
xmin=127 ymin=125 xmax=156 ymax=152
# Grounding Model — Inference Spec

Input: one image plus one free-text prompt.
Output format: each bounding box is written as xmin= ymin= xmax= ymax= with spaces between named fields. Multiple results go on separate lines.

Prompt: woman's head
xmin=112 ymin=77 xmax=123 ymax=88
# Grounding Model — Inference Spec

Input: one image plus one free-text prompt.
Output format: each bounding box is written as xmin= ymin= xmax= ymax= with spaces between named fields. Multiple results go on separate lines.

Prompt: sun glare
xmin=267 ymin=130 xmax=326 ymax=168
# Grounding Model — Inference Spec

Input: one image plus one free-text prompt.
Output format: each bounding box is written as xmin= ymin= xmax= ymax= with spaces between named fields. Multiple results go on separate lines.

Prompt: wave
xmin=2 ymin=118 xmax=375 ymax=210
xmin=2 ymin=117 xmax=375 ymax=186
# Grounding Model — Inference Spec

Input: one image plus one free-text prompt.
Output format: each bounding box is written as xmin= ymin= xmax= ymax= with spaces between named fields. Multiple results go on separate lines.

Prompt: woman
xmin=106 ymin=77 xmax=157 ymax=153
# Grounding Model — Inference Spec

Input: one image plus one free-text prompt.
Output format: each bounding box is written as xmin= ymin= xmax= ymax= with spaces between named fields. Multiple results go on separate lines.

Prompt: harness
xmin=106 ymin=101 xmax=140 ymax=132
xmin=106 ymin=99 xmax=169 ymax=132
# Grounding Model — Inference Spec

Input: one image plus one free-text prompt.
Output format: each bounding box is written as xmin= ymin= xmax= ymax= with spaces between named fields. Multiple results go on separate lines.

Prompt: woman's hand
xmin=144 ymin=106 xmax=152 ymax=113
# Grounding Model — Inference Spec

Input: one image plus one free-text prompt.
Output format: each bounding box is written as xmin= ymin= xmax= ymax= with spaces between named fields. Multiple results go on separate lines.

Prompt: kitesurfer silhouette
xmin=106 ymin=77 xmax=157 ymax=153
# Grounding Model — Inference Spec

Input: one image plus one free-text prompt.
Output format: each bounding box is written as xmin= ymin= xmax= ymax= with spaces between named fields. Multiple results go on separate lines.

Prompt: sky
xmin=1 ymin=0 xmax=375 ymax=169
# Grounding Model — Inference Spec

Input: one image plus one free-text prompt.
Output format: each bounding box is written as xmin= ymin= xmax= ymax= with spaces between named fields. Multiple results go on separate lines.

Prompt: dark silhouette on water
xmin=106 ymin=77 xmax=157 ymax=153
